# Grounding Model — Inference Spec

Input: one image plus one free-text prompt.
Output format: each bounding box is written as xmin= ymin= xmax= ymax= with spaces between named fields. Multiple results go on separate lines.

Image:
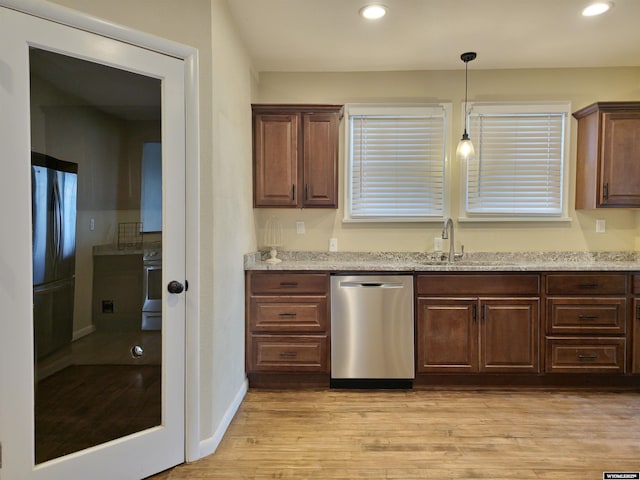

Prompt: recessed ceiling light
xmin=582 ymin=1 xmax=613 ymax=16
xmin=360 ymin=4 xmax=388 ymax=20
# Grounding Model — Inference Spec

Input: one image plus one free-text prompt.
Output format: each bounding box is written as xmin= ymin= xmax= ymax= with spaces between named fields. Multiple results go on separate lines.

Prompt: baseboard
xmin=197 ymin=377 xmax=248 ymax=459
xmin=72 ymin=324 xmax=96 ymax=341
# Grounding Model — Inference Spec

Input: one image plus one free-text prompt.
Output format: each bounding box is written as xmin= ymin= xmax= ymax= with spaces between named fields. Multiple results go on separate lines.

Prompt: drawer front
xmin=545 ymin=338 xmax=625 ymax=373
xmin=545 ymin=273 xmax=627 ymax=295
xmin=250 ymin=272 xmax=329 ymax=294
xmin=416 ymin=274 xmax=539 ymax=296
xmin=249 ymin=296 xmax=328 ymax=332
xmin=249 ymin=335 xmax=328 ymax=372
xmin=546 ymin=297 xmax=626 ymax=335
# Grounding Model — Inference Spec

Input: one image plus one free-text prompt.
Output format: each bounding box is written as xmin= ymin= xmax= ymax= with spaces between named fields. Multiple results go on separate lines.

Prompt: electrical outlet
xmin=90 ymin=218 xmax=95 ymax=231
xmin=329 ymin=238 xmax=338 ymax=252
xmin=434 ymin=237 xmax=443 ymax=251
xmin=596 ymin=219 xmax=606 ymax=233
xmin=296 ymin=221 xmax=305 ymax=234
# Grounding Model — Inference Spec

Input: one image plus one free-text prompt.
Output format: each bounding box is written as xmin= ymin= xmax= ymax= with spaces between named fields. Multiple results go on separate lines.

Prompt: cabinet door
xmin=417 ymin=298 xmax=477 ymax=373
xmin=253 ymin=113 xmax=298 ymax=206
xmin=302 ymin=112 xmax=339 ymax=207
xmin=480 ymin=298 xmax=540 ymax=373
xmin=634 ymin=298 xmax=640 ymax=374
xmin=601 ymin=111 xmax=640 ymax=206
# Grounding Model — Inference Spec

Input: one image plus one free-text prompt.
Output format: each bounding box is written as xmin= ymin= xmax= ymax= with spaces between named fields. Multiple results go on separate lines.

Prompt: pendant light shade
xmin=456 ymin=130 xmax=475 ymax=161
xmin=456 ymin=51 xmax=477 ymax=162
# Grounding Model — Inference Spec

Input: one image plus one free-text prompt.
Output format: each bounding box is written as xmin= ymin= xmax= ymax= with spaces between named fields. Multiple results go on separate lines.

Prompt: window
xmin=463 ymin=102 xmax=571 ymax=220
xmin=344 ymin=104 xmax=451 ymax=222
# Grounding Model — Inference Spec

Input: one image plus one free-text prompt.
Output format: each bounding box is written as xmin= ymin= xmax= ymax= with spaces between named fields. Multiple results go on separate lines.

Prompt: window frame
xmin=343 ymin=103 xmax=452 ymax=223
xmin=459 ymin=101 xmax=572 ymax=222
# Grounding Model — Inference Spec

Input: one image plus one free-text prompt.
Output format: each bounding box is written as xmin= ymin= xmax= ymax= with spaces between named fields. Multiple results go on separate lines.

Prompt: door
xmin=416 ymin=297 xmax=478 ymax=373
xmin=253 ymin=111 xmax=299 ymax=206
xmin=302 ymin=112 xmax=339 ymax=207
xmin=0 ymin=6 xmax=186 ymax=480
xmin=480 ymin=298 xmax=540 ymax=372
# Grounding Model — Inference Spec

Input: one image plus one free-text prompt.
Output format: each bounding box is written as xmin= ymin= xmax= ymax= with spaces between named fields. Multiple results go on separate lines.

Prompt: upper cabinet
xmin=573 ymin=101 xmax=640 ymax=209
xmin=252 ymin=104 xmax=342 ymax=208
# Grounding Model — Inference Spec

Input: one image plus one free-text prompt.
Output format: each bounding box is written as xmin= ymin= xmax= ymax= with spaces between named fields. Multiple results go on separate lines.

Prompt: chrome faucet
xmin=441 ymin=217 xmax=463 ymax=262
xmin=441 ymin=217 xmax=455 ymax=263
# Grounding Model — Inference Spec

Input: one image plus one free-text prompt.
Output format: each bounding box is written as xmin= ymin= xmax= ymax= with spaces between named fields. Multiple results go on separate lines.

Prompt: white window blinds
xmin=465 ymin=103 xmax=569 ymax=217
xmin=347 ymin=105 xmax=448 ymax=221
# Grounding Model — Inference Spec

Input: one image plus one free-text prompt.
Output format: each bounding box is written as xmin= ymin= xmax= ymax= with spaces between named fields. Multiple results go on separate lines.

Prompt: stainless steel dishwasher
xmin=330 ymin=274 xmax=414 ymax=388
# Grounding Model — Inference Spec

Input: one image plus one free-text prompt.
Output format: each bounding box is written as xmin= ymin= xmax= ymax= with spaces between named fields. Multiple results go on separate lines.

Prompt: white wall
xmin=254 ymin=68 xmax=640 ymax=253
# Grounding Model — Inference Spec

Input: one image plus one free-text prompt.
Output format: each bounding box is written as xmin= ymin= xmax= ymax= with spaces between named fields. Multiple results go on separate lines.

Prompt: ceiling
xmin=226 ymin=0 xmax=640 ymax=72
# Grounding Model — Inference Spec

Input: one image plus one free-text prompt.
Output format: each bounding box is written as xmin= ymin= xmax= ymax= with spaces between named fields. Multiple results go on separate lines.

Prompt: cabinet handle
xmin=472 ymin=303 xmax=477 ymax=321
xmin=305 ymin=184 xmax=309 ymax=200
xmin=279 ymin=282 xmax=299 ymax=288
xmin=481 ymin=304 xmax=486 ymax=321
xmin=637 ymin=304 xmax=640 ymax=320
xmin=577 ymin=283 xmax=599 ymax=289
xmin=292 ymin=184 xmax=295 ymax=200
xmin=279 ymin=351 xmax=298 ymax=358
xmin=278 ymin=312 xmax=297 ymax=318
xmin=603 ymin=182 xmax=609 ymax=200
xmin=577 ymin=314 xmax=599 ymax=320
xmin=577 ymin=353 xmax=598 ymax=361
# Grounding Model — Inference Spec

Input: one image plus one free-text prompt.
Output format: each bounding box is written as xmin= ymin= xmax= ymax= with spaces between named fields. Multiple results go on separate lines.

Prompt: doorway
xmin=0 ymin=3 xmax=199 ymax=479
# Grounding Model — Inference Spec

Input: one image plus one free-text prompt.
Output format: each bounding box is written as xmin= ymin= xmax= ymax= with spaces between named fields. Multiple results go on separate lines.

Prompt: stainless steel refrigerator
xmin=31 ymin=152 xmax=78 ymax=360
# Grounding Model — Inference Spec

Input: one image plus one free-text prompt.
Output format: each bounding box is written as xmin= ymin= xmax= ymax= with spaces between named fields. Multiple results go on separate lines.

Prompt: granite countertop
xmin=93 ymin=241 xmax=162 ymax=256
xmin=244 ymin=251 xmax=640 ymax=272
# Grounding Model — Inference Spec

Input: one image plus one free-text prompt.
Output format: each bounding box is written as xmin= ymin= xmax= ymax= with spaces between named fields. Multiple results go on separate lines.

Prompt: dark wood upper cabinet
xmin=252 ymin=104 xmax=342 ymax=208
xmin=573 ymin=101 xmax=640 ymax=208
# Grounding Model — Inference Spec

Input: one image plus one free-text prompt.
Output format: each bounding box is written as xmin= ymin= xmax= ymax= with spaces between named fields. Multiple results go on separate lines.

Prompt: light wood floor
xmin=150 ymin=388 xmax=640 ymax=479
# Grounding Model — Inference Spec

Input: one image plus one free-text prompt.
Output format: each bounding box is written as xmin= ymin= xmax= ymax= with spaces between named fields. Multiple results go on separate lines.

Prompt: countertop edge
xmin=244 ymin=251 xmax=640 ymax=272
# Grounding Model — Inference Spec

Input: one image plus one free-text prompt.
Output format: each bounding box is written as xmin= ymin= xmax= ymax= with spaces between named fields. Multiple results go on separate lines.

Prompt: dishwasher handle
xmin=339 ymin=281 xmax=404 ymax=288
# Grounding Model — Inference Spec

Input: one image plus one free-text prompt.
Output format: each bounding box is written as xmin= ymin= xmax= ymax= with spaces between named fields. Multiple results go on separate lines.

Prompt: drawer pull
xmin=279 ymin=282 xmax=299 ymax=288
xmin=577 ymin=353 xmax=599 ymax=361
xmin=278 ymin=312 xmax=297 ymax=318
xmin=279 ymin=351 xmax=298 ymax=358
xmin=577 ymin=283 xmax=599 ymax=289
xmin=577 ymin=314 xmax=599 ymax=320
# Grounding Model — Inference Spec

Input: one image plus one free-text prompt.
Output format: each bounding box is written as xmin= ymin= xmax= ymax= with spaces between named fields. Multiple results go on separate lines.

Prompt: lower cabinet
xmin=416 ymin=274 xmax=540 ymax=374
xmin=245 ymin=271 xmax=330 ymax=385
xmin=245 ymin=270 xmax=640 ymax=388
xmin=417 ymin=297 xmax=539 ymax=373
xmin=544 ymin=273 xmax=628 ymax=374
xmin=633 ymin=274 xmax=640 ymax=374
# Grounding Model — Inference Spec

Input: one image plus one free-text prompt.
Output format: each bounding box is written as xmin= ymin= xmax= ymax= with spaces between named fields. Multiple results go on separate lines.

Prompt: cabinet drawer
xmin=546 ymin=298 xmax=626 ymax=335
xmin=545 ymin=273 xmax=626 ymax=295
xmin=416 ymin=274 xmax=539 ymax=296
xmin=545 ymin=338 xmax=625 ymax=373
xmin=249 ymin=296 xmax=328 ymax=332
xmin=249 ymin=335 xmax=329 ymax=372
xmin=250 ymin=272 xmax=328 ymax=294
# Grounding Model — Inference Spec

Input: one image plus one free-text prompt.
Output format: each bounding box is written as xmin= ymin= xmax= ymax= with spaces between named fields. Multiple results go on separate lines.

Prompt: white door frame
xmin=0 ymin=0 xmax=201 ymax=464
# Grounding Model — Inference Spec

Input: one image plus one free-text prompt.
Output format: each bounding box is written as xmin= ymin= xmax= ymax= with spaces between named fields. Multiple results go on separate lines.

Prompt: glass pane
xmin=30 ymin=48 xmax=162 ymax=464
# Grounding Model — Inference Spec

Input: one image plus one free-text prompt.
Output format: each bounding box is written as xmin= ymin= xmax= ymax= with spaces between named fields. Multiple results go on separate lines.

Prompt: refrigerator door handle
xmin=52 ymin=175 xmax=62 ymax=264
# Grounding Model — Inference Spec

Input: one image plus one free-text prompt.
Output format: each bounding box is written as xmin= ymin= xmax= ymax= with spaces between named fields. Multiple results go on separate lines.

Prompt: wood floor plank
xmin=149 ymin=388 xmax=640 ymax=479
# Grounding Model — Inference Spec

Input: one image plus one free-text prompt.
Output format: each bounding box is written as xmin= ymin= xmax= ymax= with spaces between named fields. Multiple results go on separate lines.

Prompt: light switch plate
xmin=595 ymin=219 xmax=605 ymax=233
xmin=329 ymin=238 xmax=338 ymax=252
xmin=296 ymin=221 xmax=305 ymax=234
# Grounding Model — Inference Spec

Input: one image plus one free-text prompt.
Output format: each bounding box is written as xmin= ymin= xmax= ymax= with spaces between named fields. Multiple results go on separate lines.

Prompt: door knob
xmin=167 ymin=280 xmax=184 ymax=294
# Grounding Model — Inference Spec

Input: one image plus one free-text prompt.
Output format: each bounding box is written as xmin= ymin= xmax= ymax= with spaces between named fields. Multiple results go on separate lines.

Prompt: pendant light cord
xmin=464 ymin=60 xmax=468 ymax=132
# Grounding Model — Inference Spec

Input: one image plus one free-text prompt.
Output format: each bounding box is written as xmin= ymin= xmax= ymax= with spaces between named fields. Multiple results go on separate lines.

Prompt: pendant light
xmin=456 ymin=51 xmax=477 ymax=162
